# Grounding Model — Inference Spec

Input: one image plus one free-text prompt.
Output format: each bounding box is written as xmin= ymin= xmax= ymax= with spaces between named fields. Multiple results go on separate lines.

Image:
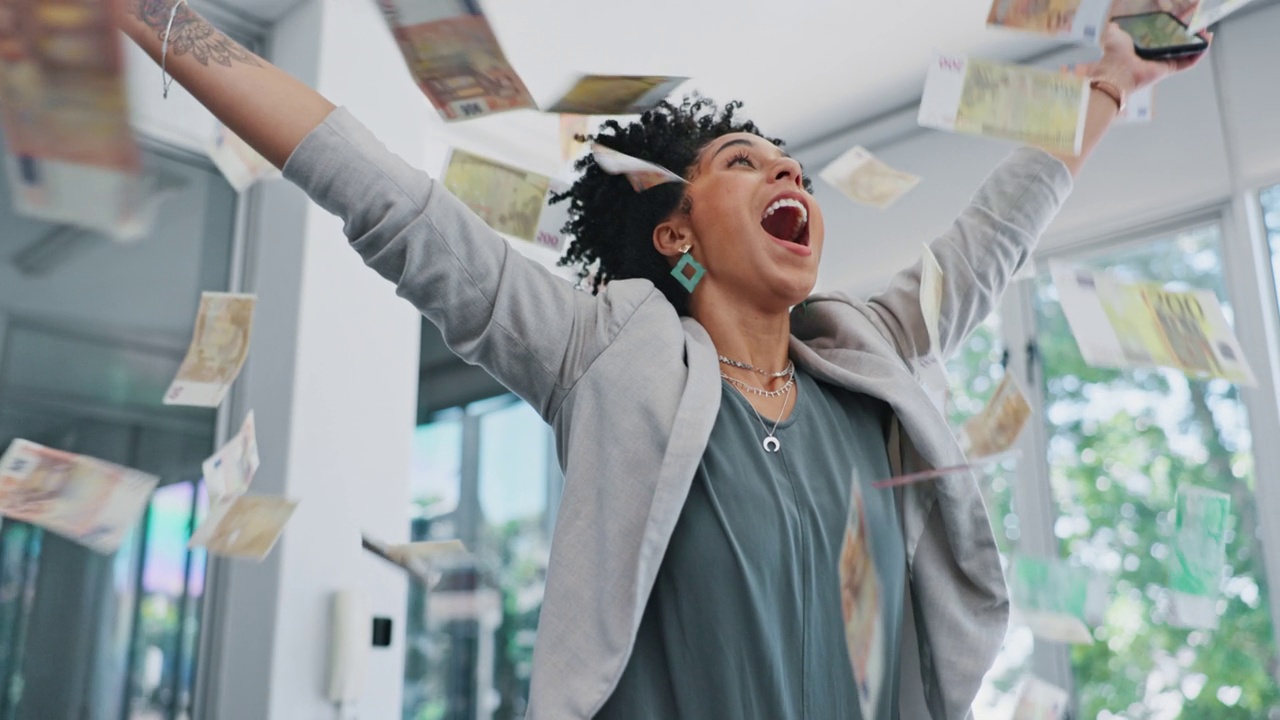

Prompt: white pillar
xmin=201 ymin=1 xmax=427 ymax=717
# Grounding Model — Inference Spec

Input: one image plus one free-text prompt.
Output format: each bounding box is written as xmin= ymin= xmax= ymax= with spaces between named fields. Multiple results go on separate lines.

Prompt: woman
xmin=117 ymin=3 xmax=1202 ymax=717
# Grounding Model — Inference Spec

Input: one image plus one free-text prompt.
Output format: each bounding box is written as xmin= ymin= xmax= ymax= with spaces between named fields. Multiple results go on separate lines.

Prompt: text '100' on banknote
xmin=918 ymin=55 xmax=1088 ymax=156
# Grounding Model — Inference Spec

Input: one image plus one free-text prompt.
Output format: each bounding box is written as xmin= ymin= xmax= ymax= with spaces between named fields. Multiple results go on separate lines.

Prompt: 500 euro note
xmin=0 ymin=439 xmax=158 ymax=554
xmin=919 ymin=56 xmax=1089 ymax=156
xmin=165 ymin=292 xmax=257 ymax=408
xmin=376 ymin=0 xmax=534 ymax=121
xmin=1052 ymin=263 xmax=1256 ymax=385
xmin=987 ymin=0 xmax=1114 ymax=42
xmin=0 ymin=0 xmax=145 ymax=237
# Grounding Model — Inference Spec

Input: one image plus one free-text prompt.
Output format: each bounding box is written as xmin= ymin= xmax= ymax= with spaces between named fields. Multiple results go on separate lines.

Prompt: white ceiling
xmin=213 ymin=0 xmax=1065 ymax=150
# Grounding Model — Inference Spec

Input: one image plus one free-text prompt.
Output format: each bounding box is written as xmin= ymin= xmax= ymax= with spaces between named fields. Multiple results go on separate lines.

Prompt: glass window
xmin=404 ymin=397 xmax=559 ymax=720
xmin=1262 ymin=184 xmax=1280 ymax=315
xmin=0 ymin=129 xmax=238 ymax=719
xmin=1031 ymin=224 xmax=1280 ymax=717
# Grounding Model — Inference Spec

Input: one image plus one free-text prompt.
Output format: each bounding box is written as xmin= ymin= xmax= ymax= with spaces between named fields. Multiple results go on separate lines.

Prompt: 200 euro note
xmin=208 ymin=122 xmax=279 ymax=192
xmin=1187 ymin=0 xmax=1261 ymax=31
xmin=189 ymin=494 xmax=297 ymax=561
xmin=819 ymin=146 xmax=920 ymax=210
xmin=1008 ymin=554 xmax=1107 ymax=644
xmin=1168 ymin=485 xmax=1230 ymax=629
xmin=534 ymin=179 xmax=571 ymax=252
xmin=0 ymin=439 xmax=158 ymax=554
xmin=165 ymin=292 xmax=257 ymax=408
xmin=1012 ymin=676 xmax=1070 ymax=720
xmin=958 ymin=373 xmax=1032 ymax=459
xmin=202 ymin=411 xmax=259 ymax=503
xmin=443 ymin=148 xmax=550 ymax=242
xmin=918 ymin=56 xmax=1089 ymax=156
xmin=839 ymin=488 xmax=884 ymax=720
xmin=376 ymin=0 xmax=534 ymax=121
xmin=0 ymin=0 xmax=146 ymax=238
xmin=1052 ymin=263 xmax=1256 ymax=385
xmin=546 ymin=75 xmax=688 ymax=116
xmin=987 ymin=0 xmax=1114 ymax=42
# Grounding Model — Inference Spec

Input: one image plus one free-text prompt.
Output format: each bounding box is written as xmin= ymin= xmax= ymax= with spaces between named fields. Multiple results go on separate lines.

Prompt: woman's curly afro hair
xmin=553 ymin=95 xmax=809 ymax=316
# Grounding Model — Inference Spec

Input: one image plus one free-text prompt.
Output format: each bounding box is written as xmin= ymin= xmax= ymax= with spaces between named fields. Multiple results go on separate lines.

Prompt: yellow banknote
xmin=955 ymin=58 xmax=1089 ymax=155
xmin=165 ymin=292 xmax=257 ymax=408
xmin=444 ymin=148 xmax=550 ymax=242
xmin=0 ymin=439 xmax=158 ymax=554
xmin=819 ymin=146 xmax=920 ymax=210
xmin=959 ymin=373 xmax=1032 ymax=459
xmin=547 ymin=75 xmax=688 ymax=116
xmin=189 ymin=495 xmax=297 ymax=561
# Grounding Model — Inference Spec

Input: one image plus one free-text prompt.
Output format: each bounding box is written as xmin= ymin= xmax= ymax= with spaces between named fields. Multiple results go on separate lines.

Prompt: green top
xmin=597 ymin=369 xmax=906 ymax=719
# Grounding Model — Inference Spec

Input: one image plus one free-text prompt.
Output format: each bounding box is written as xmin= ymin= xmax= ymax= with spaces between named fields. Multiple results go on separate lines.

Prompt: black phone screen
xmin=1114 ymin=12 xmax=1204 ymax=50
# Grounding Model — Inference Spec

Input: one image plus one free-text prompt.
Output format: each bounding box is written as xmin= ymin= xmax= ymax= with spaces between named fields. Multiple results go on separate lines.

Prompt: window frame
xmin=993 ymin=196 xmax=1280 ymax=707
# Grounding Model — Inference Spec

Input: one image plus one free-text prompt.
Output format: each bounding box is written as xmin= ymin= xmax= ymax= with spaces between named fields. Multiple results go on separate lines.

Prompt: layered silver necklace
xmin=719 ymin=356 xmax=794 ymax=453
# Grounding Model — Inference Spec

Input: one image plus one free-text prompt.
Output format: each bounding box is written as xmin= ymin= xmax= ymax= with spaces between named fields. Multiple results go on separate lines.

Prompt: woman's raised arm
xmin=117 ymin=0 xmax=335 ymax=168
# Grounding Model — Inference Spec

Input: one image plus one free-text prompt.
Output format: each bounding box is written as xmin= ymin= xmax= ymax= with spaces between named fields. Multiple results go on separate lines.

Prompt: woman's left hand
xmin=1092 ymin=21 xmax=1211 ymax=92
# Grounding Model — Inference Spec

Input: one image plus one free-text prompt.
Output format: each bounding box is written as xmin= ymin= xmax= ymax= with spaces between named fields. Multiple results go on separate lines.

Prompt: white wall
xmin=199 ymin=1 xmax=425 ymax=718
xmin=795 ymin=3 xmax=1280 ymax=297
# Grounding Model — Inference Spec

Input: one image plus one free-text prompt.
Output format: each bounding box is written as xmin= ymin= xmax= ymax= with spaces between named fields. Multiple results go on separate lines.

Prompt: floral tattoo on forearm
xmin=130 ymin=0 xmax=262 ymax=68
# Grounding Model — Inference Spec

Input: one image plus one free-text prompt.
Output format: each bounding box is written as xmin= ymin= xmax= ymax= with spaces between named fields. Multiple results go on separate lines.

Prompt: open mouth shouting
xmin=760 ymin=193 xmax=810 ymax=249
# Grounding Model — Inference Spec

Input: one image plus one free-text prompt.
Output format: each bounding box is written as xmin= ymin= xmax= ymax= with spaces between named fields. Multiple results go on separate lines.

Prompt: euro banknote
xmin=189 ymin=494 xmax=297 ymax=561
xmin=0 ymin=438 xmax=158 ymax=554
xmin=1012 ymin=676 xmax=1071 ymax=720
xmin=958 ymin=373 xmax=1032 ymax=459
xmin=1052 ymin=263 xmax=1256 ymax=385
xmin=839 ymin=487 xmax=884 ymax=720
xmin=547 ymin=75 xmax=687 ymax=116
xmin=1187 ymin=0 xmax=1260 ymax=32
xmin=376 ymin=0 xmax=535 ymax=121
xmin=165 ymin=292 xmax=257 ymax=408
xmin=1167 ymin=485 xmax=1230 ymax=629
xmin=202 ymin=411 xmax=259 ymax=502
xmin=0 ymin=0 xmax=146 ymax=237
xmin=919 ymin=55 xmax=1089 ymax=155
xmin=987 ymin=0 xmax=1114 ymax=42
xmin=208 ymin=122 xmax=279 ymax=192
xmin=819 ymin=146 xmax=920 ymax=209
xmin=590 ymin=143 xmax=686 ymax=192
xmin=1008 ymin=554 xmax=1107 ymax=644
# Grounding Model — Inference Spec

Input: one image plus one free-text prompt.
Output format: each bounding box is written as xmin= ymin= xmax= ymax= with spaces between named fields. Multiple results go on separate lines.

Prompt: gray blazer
xmin=283 ymin=108 xmax=1073 ymax=719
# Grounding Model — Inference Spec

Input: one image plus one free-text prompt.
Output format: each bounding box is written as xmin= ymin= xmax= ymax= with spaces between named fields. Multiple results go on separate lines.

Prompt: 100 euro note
xmin=839 ymin=486 xmax=884 ymax=720
xmin=987 ymin=0 xmax=1114 ymax=42
xmin=165 ymin=292 xmax=257 ymax=408
xmin=376 ymin=0 xmax=534 ymax=121
xmin=189 ymin=494 xmax=297 ymax=561
xmin=0 ymin=0 xmax=146 ymax=238
xmin=1008 ymin=554 xmax=1107 ymax=644
xmin=1051 ymin=263 xmax=1256 ymax=385
xmin=1168 ymin=485 xmax=1230 ymax=629
xmin=819 ymin=146 xmax=920 ymax=210
xmin=918 ymin=56 xmax=1089 ymax=156
xmin=0 ymin=439 xmax=158 ymax=554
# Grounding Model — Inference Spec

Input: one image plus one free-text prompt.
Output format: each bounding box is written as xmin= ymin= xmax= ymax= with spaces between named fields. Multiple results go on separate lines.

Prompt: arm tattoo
xmin=130 ymin=0 xmax=262 ymax=68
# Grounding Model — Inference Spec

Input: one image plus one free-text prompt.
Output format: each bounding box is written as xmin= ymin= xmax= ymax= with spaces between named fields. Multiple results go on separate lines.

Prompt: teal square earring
xmin=671 ymin=247 xmax=705 ymax=293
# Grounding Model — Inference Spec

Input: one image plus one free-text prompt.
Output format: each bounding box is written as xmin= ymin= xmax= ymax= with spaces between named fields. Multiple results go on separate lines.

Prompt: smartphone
xmin=1113 ymin=12 xmax=1209 ymax=60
